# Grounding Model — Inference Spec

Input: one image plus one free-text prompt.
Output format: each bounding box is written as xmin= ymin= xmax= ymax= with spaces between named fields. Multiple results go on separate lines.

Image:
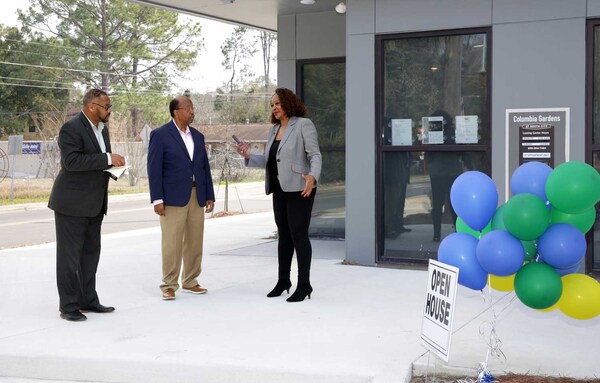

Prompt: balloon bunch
xmin=438 ymin=161 xmax=600 ymax=320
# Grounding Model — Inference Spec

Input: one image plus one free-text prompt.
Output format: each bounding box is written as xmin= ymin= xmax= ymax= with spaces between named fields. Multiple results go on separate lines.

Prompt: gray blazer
xmin=247 ymin=116 xmax=321 ymax=194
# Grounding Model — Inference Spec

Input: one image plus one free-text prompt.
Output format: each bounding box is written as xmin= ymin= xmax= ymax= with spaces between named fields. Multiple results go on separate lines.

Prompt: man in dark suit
xmin=147 ymin=96 xmax=215 ymax=301
xmin=48 ymin=88 xmax=125 ymax=322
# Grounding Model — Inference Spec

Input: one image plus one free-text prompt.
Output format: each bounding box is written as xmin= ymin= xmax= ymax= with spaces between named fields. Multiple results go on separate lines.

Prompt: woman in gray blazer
xmin=236 ymin=88 xmax=321 ymax=302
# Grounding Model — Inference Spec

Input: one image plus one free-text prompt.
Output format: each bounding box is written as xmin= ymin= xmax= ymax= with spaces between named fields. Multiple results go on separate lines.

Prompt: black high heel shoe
xmin=267 ymin=279 xmax=292 ymax=297
xmin=286 ymin=284 xmax=313 ymax=302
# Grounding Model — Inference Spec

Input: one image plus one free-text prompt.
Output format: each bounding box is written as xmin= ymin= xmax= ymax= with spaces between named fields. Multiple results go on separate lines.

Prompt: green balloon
xmin=514 ymin=262 xmax=563 ymax=310
xmin=456 ymin=217 xmax=491 ymax=239
xmin=550 ymin=206 xmax=596 ymax=234
xmin=503 ymin=193 xmax=551 ymax=240
xmin=521 ymin=240 xmax=537 ymax=261
xmin=491 ymin=204 xmax=507 ymax=231
xmin=545 ymin=161 xmax=600 ymax=213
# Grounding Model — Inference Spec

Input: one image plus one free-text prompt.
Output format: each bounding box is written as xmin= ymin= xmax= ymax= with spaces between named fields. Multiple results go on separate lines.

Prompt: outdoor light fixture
xmin=335 ymin=2 xmax=346 ymax=14
xmin=300 ymin=0 xmax=315 ymax=5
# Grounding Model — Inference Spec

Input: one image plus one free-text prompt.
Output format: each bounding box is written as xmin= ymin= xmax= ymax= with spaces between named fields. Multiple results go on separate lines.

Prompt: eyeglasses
xmin=176 ymin=106 xmax=194 ymax=112
xmin=92 ymin=102 xmax=112 ymax=111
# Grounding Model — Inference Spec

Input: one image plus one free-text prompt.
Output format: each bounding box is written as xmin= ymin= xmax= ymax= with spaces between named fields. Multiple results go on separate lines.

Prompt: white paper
xmin=391 ymin=119 xmax=413 ymax=145
xmin=455 ymin=115 xmax=478 ymax=144
xmin=105 ymin=165 xmax=130 ymax=179
xmin=422 ymin=116 xmax=444 ymax=144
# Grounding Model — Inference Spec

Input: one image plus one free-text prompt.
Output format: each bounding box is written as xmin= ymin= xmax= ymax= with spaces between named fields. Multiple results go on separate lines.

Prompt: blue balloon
xmin=476 ymin=230 xmax=525 ymax=276
xmin=438 ymin=232 xmax=488 ymax=290
xmin=554 ymin=261 xmax=582 ymax=277
xmin=510 ymin=161 xmax=553 ymax=202
xmin=450 ymin=171 xmax=499 ymax=231
xmin=538 ymin=223 xmax=587 ymax=269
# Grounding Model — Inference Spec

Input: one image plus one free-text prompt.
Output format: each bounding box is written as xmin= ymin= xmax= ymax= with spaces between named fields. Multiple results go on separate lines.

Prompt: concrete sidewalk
xmin=0 ymin=212 xmax=598 ymax=382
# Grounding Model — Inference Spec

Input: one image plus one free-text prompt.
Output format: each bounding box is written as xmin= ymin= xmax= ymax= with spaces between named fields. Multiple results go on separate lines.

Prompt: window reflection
xmin=378 ymin=29 xmax=490 ymax=263
xmin=594 ymin=28 xmax=600 ymax=144
xmin=382 ymin=151 xmax=486 ymax=261
xmin=301 ymin=60 xmax=346 ymax=239
xmin=592 ymin=152 xmax=600 ymax=271
xmin=382 ymin=33 xmax=488 ymax=146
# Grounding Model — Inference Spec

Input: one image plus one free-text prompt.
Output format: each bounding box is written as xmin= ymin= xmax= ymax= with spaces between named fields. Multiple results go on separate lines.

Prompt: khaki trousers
xmin=159 ymin=188 xmax=205 ymax=292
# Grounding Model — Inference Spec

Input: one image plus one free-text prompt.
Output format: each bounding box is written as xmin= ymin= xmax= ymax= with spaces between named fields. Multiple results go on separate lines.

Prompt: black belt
xmin=192 ymin=181 xmax=196 ymax=187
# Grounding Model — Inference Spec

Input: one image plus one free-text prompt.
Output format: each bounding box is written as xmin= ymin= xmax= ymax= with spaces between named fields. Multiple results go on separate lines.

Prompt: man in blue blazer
xmin=147 ymin=96 xmax=215 ymax=301
xmin=49 ymin=88 xmax=126 ymax=321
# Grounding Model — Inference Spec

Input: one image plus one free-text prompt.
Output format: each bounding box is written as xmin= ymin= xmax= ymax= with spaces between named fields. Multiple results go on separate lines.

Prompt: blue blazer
xmin=147 ymin=121 xmax=215 ymax=207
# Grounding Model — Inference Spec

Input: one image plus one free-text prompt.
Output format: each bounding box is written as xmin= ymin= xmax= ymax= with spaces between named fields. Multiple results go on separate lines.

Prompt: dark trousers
xmin=55 ymin=211 xmax=103 ymax=313
xmin=272 ymin=186 xmax=316 ymax=286
xmin=430 ymin=174 xmax=458 ymax=236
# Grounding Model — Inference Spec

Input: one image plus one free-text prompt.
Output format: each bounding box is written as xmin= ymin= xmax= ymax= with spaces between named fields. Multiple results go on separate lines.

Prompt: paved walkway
xmin=0 ymin=212 xmax=598 ymax=382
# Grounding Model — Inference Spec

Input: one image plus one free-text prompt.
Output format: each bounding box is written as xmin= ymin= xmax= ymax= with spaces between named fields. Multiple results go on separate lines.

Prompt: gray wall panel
xmin=346 ymin=33 xmax=376 ymax=265
xmin=492 ymin=18 xmax=586 ymax=202
xmin=296 ymin=12 xmax=346 ymax=59
xmin=278 ymin=15 xmax=296 ymax=61
xmin=277 ymin=60 xmax=296 ymax=91
xmin=375 ymin=0 xmax=491 ymax=33
xmin=493 ymin=0 xmax=585 ymax=24
xmin=347 ymin=0 xmax=374 ymax=35
xmin=589 ymin=0 xmax=600 ymax=17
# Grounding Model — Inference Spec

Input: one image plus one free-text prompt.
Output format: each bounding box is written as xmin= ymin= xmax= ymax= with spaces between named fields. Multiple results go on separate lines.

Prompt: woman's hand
xmin=301 ymin=174 xmax=316 ymax=197
xmin=236 ymin=142 xmax=251 ymax=159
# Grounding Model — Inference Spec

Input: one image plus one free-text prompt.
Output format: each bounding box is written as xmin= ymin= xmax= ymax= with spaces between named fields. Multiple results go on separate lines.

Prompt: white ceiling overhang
xmin=128 ymin=0 xmax=344 ymax=32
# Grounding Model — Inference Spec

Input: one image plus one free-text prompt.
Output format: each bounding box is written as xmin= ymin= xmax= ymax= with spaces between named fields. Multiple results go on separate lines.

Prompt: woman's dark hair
xmin=271 ymin=88 xmax=307 ymax=124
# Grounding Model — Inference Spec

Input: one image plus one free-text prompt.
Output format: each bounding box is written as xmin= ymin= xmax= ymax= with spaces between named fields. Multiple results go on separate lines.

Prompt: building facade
xmin=132 ymin=0 xmax=600 ymax=274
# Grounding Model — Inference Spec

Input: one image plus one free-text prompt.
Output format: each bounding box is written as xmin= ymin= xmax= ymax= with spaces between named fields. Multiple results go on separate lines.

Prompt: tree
xmin=213 ymin=78 xmax=276 ymax=125
xmin=256 ymin=31 xmax=276 ymax=90
xmin=255 ymin=30 xmax=276 ymax=115
xmin=18 ymin=0 xmax=203 ymax=136
xmin=221 ymin=26 xmax=257 ymax=97
xmin=0 ymin=26 xmax=70 ymax=137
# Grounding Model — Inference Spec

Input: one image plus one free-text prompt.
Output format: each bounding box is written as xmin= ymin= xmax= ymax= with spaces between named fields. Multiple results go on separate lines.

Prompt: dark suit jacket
xmin=147 ymin=121 xmax=215 ymax=207
xmin=48 ymin=112 xmax=111 ymax=217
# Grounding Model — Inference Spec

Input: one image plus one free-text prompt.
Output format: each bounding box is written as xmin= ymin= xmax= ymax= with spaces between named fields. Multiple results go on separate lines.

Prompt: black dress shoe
xmin=60 ymin=311 xmax=87 ymax=321
xmin=398 ymin=226 xmax=412 ymax=233
xmin=80 ymin=304 xmax=115 ymax=313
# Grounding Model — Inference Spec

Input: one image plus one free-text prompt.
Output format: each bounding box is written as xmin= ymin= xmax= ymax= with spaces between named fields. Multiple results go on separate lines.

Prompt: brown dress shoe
xmin=182 ymin=285 xmax=207 ymax=294
xmin=162 ymin=288 xmax=175 ymax=300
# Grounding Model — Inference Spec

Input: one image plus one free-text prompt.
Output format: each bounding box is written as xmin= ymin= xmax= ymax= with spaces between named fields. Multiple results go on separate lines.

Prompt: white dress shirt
xmin=83 ymin=111 xmax=112 ymax=165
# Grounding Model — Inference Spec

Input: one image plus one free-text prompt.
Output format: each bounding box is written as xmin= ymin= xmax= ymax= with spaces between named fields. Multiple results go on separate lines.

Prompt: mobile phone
xmin=232 ymin=134 xmax=241 ymax=144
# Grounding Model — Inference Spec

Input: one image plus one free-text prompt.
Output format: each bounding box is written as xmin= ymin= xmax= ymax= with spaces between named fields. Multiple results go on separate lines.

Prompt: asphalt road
xmin=0 ymin=181 xmax=350 ymax=250
xmin=0 ymin=182 xmax=273 ymax=250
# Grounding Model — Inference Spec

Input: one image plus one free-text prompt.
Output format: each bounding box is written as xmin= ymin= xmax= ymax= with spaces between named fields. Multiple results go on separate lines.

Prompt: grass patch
xmin=0 ymin=178 xmax=150 ymax=205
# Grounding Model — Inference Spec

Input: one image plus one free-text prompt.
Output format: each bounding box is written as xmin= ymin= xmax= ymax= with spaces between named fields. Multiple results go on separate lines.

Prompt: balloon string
xmin=457 ymin=362 xmax=498 ymax=383
xmin=457 ymin=277 xmax=516 ymax=382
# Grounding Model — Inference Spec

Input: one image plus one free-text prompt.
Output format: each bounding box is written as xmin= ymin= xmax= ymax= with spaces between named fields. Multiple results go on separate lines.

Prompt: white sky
xmin=0 ymin=2 xmax=273 ymax=93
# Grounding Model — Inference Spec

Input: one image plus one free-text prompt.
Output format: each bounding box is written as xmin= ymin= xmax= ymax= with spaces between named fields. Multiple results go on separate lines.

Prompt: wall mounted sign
xmin=505 ymin=108 xmax=569 ymax=201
